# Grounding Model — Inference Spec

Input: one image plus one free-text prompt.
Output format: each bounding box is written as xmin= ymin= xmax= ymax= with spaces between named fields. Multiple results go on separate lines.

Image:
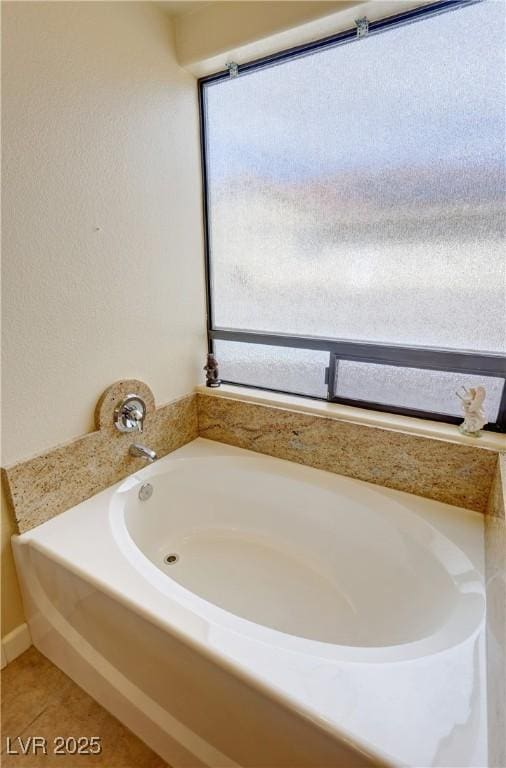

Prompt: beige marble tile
xmin=3 ymin=382 xmax=198 ymax=533
xmin=197 ymin=393 xmax=499 ymax=513
xmin=1 ymin=647 xmax=167 ymax=767
xmin=487 ymin=454 xmax=506 ymax=519
xmin=1 ymin=645 xmax=73 ymax=741
xmin=3 ymin=379 xmax=502 ymax=530
xmin=485 ymin=456 xmax=506 ymax=768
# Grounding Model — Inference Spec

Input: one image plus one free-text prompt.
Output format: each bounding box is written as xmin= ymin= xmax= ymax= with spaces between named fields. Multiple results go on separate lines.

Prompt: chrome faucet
xmin=114 ymin=395 xmax=146 ymax=433
xmin=129 ymin=444 xmax=157 ymax=463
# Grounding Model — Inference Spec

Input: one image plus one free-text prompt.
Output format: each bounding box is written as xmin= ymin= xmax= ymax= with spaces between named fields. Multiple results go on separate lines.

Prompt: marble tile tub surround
xmin=486 ymin=454 xmax=506 ymax=768
xmin=3 ymin=379 xmax=504 ymax=534
xmin=197 ymin=391 xmax=503 ymax=514
xmin=488 ymin=453 xmax=506 ymax=519
xmin=3 ymin=380 xmax=198 ymax=534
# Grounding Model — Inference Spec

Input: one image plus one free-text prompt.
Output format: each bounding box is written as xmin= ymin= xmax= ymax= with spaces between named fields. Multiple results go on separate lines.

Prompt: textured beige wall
xmin=1 ymin=1 xmax=206 ymax=468
xmin=1 ymin=1 xmax=207 ymax=636
xmin=1 ymin=478 xmax=25 ymax=637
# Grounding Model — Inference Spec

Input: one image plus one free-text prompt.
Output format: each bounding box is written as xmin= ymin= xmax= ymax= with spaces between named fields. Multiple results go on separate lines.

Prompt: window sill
xmin=195 ymin=384 xmax=506 ymax=453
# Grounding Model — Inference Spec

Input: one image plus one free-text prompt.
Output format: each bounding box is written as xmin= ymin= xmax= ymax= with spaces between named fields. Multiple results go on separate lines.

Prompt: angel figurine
xmin=456 ymin=385 xmax=487 ymax=437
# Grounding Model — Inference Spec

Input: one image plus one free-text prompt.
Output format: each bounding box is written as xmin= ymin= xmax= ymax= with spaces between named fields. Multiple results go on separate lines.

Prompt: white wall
xmin=1 ymin=1 xmax=207 ymax=468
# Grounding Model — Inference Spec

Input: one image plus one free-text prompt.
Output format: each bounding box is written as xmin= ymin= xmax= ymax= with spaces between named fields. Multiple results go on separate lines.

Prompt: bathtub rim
xmin=14 ymin=533 xmax=398 ymax=768
xmin=12 ymin=437 xmax=488 ymax=768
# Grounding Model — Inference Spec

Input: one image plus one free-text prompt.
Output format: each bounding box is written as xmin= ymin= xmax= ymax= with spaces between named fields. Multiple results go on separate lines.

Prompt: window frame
xmin=198 ymin=0 xmax=506 ymax=432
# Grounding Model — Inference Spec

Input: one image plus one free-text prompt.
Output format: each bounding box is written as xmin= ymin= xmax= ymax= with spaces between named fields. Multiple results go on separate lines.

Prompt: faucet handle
xmin=114 ymin=395 xmax=146 ymax=433
xmin=125 ymin=405 xmax=144 ymax=432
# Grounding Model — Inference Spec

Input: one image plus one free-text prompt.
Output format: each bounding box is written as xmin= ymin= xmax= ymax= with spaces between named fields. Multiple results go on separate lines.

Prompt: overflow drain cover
xmin=164 ymin=554 xmax=179 ymax=565
xmin=138 ymin=483 xmax=153 ymax=501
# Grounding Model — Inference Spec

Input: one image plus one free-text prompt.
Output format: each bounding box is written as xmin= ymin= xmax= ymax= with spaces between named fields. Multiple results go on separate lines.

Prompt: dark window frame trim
xmin=210 ymin=329 xmax=506 ymax=431
xmin=198 ymin=0 xmax=506 ymax=432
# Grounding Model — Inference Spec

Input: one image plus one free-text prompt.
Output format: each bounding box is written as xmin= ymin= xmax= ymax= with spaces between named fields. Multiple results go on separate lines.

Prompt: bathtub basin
xmin=119 ymin=452 xmax=483 ymax=657
xmin=13 ymin=438 xmax=487 ymax=767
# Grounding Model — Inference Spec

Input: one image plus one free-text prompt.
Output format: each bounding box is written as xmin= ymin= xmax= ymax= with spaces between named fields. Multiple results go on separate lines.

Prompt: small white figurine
xmin=456 ymin=385 xmax=487 ymax=437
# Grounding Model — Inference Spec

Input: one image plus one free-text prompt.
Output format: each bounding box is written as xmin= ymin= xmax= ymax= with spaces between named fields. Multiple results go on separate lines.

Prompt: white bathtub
xmin=13 ymin=438 xmax=488 ymax=767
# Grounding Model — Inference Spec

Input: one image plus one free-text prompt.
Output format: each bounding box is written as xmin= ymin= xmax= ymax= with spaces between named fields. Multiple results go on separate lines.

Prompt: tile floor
xmin=1 ymin=646 xmax=167 ymax=767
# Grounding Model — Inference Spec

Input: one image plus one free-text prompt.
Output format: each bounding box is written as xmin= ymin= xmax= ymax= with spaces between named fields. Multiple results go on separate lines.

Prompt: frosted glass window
xmin=214 ymin=341 xmax=329 ymax=397
xmin=204 ymin=0 xmax=506 ymax=353
xmin=334 ymin=362 xmax=504 ymax=420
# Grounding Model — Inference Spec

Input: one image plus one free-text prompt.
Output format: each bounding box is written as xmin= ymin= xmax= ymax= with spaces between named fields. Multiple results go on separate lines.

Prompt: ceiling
xmin=156 ymin=1 xmax=214 ymax=17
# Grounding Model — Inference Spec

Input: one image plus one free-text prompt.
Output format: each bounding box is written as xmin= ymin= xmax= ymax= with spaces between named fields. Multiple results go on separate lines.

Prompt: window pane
xmin=214 ymin=341 xmax=329 ymax=397
xmin=205 ymin=0 xmax=506 ymax=353
xmin=334 ymin=361 xmax=504 ymax=421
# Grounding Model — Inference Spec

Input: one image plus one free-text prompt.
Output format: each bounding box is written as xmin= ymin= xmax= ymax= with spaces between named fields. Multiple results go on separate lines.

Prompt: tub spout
xmin=129 ymin=444 xmax=157 ymax=463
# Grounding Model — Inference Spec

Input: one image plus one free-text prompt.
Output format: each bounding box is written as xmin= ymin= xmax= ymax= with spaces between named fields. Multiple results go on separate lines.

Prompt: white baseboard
xmin=1 ymin=623 xmax=32 ymax=668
